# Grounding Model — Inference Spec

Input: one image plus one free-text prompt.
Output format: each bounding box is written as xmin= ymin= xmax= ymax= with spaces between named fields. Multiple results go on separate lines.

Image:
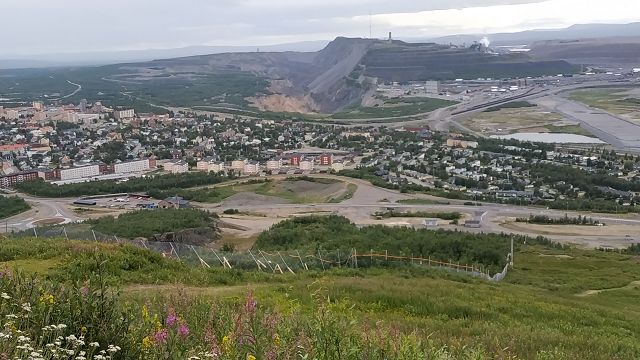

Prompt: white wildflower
xmin=0 ymin=292 xmax=10 ymax=299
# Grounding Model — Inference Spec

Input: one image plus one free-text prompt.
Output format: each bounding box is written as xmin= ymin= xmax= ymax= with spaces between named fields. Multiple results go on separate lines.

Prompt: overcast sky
xmin=1 ymin=0 xmax=639 ymax=55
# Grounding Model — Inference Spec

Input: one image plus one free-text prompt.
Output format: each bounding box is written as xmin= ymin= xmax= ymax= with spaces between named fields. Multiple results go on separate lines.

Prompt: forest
xmin=15 ymin=172 xmax=231 ymax=198
xmin=0 ymin=196 xmax=30 ymax=219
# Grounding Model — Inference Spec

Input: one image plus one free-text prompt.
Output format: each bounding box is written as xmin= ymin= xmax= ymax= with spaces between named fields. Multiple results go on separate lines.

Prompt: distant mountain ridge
xmin=427 ymin=22 xmax=640 ymax=46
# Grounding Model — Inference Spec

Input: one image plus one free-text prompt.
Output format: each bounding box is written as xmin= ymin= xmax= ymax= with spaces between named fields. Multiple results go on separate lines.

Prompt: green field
xmin=332 ymin=97 xmax=457 ymax=119
xmin=570 ymin=88 xmax=640 ymax=116
xmin=1 ymin=227 xmax=640 ymax=359
xmin=0 ymin=196 xmax=30 ymax=219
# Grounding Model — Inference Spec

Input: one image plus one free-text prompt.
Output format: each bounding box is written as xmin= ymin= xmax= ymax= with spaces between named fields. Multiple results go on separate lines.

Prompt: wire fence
xmin=13 ymin=225 xmax=511 ymax=281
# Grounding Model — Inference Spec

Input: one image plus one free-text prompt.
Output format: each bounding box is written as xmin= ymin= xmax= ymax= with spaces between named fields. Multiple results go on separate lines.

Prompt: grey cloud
xmin=0 ymin=0 xmax=578 ymax=55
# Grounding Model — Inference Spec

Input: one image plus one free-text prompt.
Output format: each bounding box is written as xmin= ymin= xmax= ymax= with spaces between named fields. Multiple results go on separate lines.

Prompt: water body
xmin=491 ymin=133 xmax=605 ymax=144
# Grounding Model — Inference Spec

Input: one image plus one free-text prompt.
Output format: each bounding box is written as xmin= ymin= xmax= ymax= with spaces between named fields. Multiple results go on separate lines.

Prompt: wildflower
xmin=106 ymin=345 xmax=121 ymax=353
xmin=0 ymin=292 xmax=10 ymax=300
xmin=21 ymin=303 xmax=32 ymax=312
xmin=142 ymin=336 xmax=153 ymax=349
xmin=80 ymin=285 xmax=90 ymax=296
xmin=89 ymin=342 xmax=99 ymax=348
xmin=221 ymin=335 xmax=231 ymax=353
xmin=178 ymin=323 xmax=189 ymax=337
xmin=152 ymin=329 xmax=168 ymax=344
xmin=244 ymin=291 xmax=257 ymax=315
xmin=247 ymin=354 xmax=256 ymax=360
xmin=273 ymin=334 xmax=281 ymax=347
xmin=39 ymin=294 xmax=55 ymax=304
xmin=81 ymin=326 xmax=88 ymax=335
xmin=142 ymin=305 xmax=149 ymax=319
xmin=166 ymin=310 xmax=177 ymax=327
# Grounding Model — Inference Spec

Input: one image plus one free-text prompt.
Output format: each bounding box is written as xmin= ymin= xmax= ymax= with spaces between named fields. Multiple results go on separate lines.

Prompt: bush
xmin=0 ymin=196 xmax=30 ymax=219
xmin=88 ymin=208 xmax=220 ymax=243
xmin=254 ymin=215 xmax=539 ymax=271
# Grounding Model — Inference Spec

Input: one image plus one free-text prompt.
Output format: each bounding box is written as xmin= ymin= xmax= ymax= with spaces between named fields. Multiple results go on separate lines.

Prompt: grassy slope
xmin=1 ymin=236 xmax=640 ymax=358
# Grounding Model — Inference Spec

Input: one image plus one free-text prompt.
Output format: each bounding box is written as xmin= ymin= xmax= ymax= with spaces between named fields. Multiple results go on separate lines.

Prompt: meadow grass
xmin=1 ymin=236 xmax=639 ymax=358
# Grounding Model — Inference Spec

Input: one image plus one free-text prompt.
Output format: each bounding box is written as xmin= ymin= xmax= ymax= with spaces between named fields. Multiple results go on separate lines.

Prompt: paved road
xmin=1 ymin=196 xmax=82 ymax=233
xmin=431 ymin=80 xmax=640 ymax=150
xmin=535 ymin=95 xmax=640 ymax=151
xmin=5 ymin=175 xmax=640 ymax=248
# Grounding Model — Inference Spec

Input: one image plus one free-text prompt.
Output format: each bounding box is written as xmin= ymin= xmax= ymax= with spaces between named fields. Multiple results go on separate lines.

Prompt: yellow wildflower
xmin=81 ymin=326 xmax=88 ymax=335
xmin=247 ymin=355 xmax=256 ymax=360
xmin=221 ymin=335 xmax=231 ymax=353
xmin=142 ymin=305 xmax=149 ymax=319
xmin=39 ymin=294 xmax=55 ymax=304
xmin=153 ymin=314 xmax=162 ymax=330
xmin=142 ymin=336 xmax=153 ymax=349
xmin=274 ymin=334 xmax=281 ymax=347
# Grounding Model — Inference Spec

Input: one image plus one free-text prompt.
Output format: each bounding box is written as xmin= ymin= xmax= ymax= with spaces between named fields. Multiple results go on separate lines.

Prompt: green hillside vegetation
xmin=331 ymin=97 xmax=456 ymax=119
xmin=484 ymin=101 xmax=536 ymax=112
xmin=88 ymin=208 xmax=220 ymax=240
xmin=373 ymin=210 xmax=461 ymax=220
xmin=15 ymin=172 xmax=230 ymax=198
xmin=1 ymin=233 xmax=640 ymax=359
xmin=0 ymin=196 xmax=30 ymax=219
xmin=0 ymin=67 xmax=269 ymax=113
xmin=253 ymin=215 xmax=548 ymax=271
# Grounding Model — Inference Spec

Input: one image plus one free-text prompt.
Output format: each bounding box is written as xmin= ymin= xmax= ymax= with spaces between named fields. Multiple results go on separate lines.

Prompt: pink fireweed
xmin=178 ymin=323 xmax=190 ymax=338
xmin=152 ymin=329 xmax=169 ymax=344
xmin=166 ymin=309 xmax=177 ymax=327
xmin=244 ymin=291 xmax=257 ymax=315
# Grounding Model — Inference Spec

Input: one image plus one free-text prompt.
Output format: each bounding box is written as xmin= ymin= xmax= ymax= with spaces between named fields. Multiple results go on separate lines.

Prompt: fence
xmin=12 ymin=225 xmax=511 ymax=281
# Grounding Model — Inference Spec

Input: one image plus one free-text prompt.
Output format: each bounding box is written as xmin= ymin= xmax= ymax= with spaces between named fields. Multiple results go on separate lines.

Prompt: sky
xmin=1 ymin=0 xmax=639 ymax=55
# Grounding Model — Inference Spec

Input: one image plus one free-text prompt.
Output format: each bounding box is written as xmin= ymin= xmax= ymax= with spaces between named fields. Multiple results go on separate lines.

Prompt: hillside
xmin=362 ymin=41 xmax=575 ymax=81
xmin=529 ymin=36 xmax=640 ymax=67
xmin=2 ymin=216 xmax=640 ymax=358
xmin=1 ymin=37 xmax=577 ymax=115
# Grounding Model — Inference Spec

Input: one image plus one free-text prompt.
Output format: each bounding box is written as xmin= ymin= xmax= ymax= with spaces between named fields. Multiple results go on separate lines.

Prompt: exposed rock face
xmin=104 ymin=37 xmax=577 ymax=114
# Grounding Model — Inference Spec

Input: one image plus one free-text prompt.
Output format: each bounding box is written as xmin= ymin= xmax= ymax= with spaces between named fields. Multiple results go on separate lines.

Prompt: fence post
xmin=337 ymin=250 xmax=341 ymax=268
xmin=210 ymin=249 xmax=225 ymax=267
xmin=295 ymin=250 xmax=306 ymax=270
xmin=318 ymin=250 xmax=326 ymax=271
xmin=169 ymin=242 xmax=181 ymax=261
xmin=248 ymin=250 xmax=262 ymax=270
xmin=258 ymin=251 xmax=274 ymax=272
xmin=33 ymin=228 xmax=38 ymax=238
xmin=91 ymin=230 xmax=96 ymax=242
xmin=510 ymin=236 xmax=515 ymax=269
xmin=353 ymin=248 xmax=358 ymax=269
xmin=63 ymin=227 xmax=68 ymax=240
xmin=278 ymin=251 xmax=294 ymax=274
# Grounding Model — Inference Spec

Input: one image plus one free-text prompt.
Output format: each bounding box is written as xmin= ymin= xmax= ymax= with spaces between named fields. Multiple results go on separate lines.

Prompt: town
xmin=1 ymin=97 xmax=639 ymax=214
